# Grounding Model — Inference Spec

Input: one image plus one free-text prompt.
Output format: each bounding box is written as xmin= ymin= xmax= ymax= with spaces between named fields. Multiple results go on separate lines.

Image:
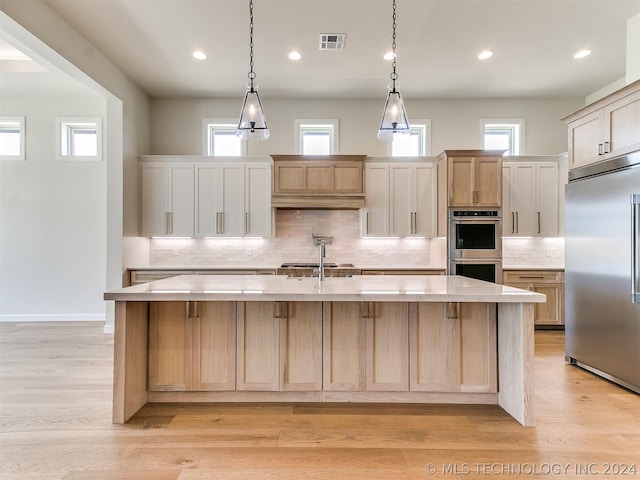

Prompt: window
xmin=481 ymin=119 xmax=525 ymax=155
xmin=203 ymin=119 xmax=246 ymax=156
xmin=295 ymin=119 xmax=339 ymax=155
xmin=56 ymin=117 xmax=102 ymax=161
xmin=0 ymin=116 xmax=25 ymax=160
xmin=389 ymin=119 xmax=431 ymax=157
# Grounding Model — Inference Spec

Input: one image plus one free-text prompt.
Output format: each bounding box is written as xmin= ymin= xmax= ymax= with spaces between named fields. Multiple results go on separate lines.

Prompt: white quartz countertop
xmin=105 ymin=274 xmax=545 ymax=303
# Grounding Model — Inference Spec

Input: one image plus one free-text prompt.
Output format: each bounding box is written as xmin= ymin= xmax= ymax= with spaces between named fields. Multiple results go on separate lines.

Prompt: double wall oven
xmin=448 ymin=210 xmax=502 ymax=283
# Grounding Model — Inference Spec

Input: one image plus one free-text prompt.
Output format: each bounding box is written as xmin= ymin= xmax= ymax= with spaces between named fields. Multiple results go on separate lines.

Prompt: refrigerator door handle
xmin=633 ymin=194 xmax=640 ymax=304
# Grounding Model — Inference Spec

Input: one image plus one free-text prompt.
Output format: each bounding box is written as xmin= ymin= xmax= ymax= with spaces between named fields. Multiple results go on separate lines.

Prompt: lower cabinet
xmin=149 ymin=300 xmax=497 ymax=394
xmin=148 ymin=301 xmax=236 ymax=391
xmin=503 ymin=270 xmax=564 ymax=326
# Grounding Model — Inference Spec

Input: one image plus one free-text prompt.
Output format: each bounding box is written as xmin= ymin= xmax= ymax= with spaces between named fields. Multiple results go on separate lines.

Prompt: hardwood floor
xmin=1 ymin=322 xmax=639 ymax=479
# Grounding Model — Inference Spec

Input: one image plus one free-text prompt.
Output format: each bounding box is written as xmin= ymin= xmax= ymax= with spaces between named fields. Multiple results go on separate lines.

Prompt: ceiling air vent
xmin=319 ymin=34 xmax=346 ymax=50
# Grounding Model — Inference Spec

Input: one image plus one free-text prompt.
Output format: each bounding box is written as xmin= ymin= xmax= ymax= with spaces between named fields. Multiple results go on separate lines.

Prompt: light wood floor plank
xmin=2 ymin=324 xmax=640 ymax=480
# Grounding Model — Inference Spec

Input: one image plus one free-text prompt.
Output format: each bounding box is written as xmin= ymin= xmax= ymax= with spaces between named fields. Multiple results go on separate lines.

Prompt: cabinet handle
xmin=515 ymin=211 xmax=519 ymax=234
xmin=185 ymin=301 xmax=199 ymax=318
xmin=164 ymin=212 xmax=170 ymax=235
xmin=511 ymin=212 xmax=515 ymax=234
xmin=447 ymin=302 xmax=459 ymax=319
xmin=274 ymin=301 xmax=281 ymax=318
xmin=411 ymin=212 xmax=416 ymax=234
xmin=365 ymin=212 xmax=369 ymax=235
xmin=169 ymin=212 xmax=173 ymax=234
xmin=519 ymin=276 xmax=545 ymax=280
xmin=245 ymin=212 xmax=249 ymax=235
xmin=632 ymin=194 xmax=640 ymax=303
xmin=274 ymin=301 xmax=288 ymax=319
xmin=473 ymin=190 xmax=478 ymax=204
xmin=598 ymin=143 xmax=604 ymax=156
xmin=537 ymin=211 xmax=541 ymax=234
xmin=216 ymin=212 xmax=223 ymax=235
xmin=604 ymin=141 xmax=610 ymax=154
xmin=360 ymin=302 xmax=374 ymax=319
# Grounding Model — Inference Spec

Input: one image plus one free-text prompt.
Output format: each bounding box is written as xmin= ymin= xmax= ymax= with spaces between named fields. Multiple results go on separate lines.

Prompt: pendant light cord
xmin=248 ymin=0 xmax=256 ymax=91
xmin=390 ymin=0 xmax=398 ymax=91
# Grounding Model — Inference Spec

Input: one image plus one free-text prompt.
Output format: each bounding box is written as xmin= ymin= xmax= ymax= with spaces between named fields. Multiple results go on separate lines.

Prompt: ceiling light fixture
xmin=288 ymin=51 xmax=302 ymax=61
xmin=478 ymin=50 xmax=493 ymax=60
xmin=383 ymin=51 xmax=395 ymax=61
xmin=378 ymin=0 xmax=410 ymax=142
xmin=237 ymin=0 xmax=269 ymax=141
xmin=574 ymin=49 xmax=592 ymax=59
xmin=192 ymin=50 xmax=207 ymax=60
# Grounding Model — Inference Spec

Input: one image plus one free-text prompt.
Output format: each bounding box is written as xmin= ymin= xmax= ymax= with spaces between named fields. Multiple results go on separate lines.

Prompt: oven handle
xmin=450 ymin=218 xmax=501 ymax=224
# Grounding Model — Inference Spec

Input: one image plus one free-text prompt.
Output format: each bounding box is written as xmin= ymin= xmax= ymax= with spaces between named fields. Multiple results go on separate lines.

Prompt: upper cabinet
xmin=564 ymin=80 xmax=640 ymax=170
xmin=271 ymin=155 xmax=365 ymax=209
xmin=502 ymin=160 xmax=559 ymax=237
xmin=141 ymin=156 xmax=272 ymax=238
xmin=362 ymin=160 xmax=437 ymax=237
xmin=436 ymin=150 xmax=504 ymax=235
xmin=141 ymin=162 xmax=194 ymax=237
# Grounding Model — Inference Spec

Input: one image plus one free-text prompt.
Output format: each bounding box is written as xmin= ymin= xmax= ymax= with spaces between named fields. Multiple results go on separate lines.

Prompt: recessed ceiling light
xmin=574 ymin=49 xmax=592 ymax=59
xmin=478 ymin=50 xmax=493 ymax=60
xmin=383 ymin=51 xmax=395 ymax=61
xmin=192 ymin=50 xmax=207 ymax=60
xmin=288 ymin=51 xmax=302 ymax=61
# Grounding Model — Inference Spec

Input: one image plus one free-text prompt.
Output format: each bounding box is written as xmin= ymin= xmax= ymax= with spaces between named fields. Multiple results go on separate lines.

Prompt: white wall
xmin=1 ymin=2 xmax=151 ymax=331
xmin=0 ymin=96 xmax=107 ymax=320
xmin=151 ymin=96 xmax=583 ymax=156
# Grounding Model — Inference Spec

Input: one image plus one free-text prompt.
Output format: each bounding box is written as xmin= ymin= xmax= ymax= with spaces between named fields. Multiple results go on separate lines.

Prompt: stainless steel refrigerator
xmin=565 ymin=152 xmax=640 ymax=393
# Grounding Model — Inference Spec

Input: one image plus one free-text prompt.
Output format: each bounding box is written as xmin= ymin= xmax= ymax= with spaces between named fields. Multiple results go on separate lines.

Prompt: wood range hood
xmin=270 ymin=155 xmax=366 ymax=209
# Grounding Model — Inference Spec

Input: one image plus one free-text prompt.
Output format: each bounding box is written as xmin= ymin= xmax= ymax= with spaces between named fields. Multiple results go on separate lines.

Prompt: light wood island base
xmin=106 ymin=275 xmax=543 ymax=426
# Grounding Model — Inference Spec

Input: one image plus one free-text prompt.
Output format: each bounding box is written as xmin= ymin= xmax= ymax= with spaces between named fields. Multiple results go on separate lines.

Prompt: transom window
xmin=203 ymin=119 xmax=246 ymax=156
xmin=389 ymin=119 xmax=431 ymax=157
xmin=295 ymin=119 xmax=339 ymax=155
xmin=56 ymin=117 xmax=102 ymax=161
xmin=481 ymin=119 xmax=524 ymax=155
xmin=0 ymin=116 xmax=25 ymax=160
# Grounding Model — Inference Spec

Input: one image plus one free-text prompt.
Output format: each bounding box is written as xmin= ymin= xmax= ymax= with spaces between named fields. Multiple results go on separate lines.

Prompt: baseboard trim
xmin=0 ymin=314 xmax=106 ymax=323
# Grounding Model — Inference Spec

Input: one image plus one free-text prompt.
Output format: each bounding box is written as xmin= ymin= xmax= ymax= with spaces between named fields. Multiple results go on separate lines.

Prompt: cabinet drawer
xmin=503 ymin=270 xmax=563 ymax=284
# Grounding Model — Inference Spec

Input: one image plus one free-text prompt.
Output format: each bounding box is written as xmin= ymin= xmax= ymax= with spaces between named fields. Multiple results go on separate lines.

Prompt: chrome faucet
xmin=312 ymin=233 xmax=333 ymax=281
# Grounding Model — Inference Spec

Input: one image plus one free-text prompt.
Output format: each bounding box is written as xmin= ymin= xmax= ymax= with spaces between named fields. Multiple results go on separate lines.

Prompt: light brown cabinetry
xmin=564 ymin=80 xmax=640 ymax=170
xmin=436 ymin=150 xmax=504 ymax=235
xmin=503 ymin=270 xmax=564 ymax=326
xmin=271 ymin=155 xmax=365 ymax=208
xmin=148 ymin=301 xmax=236 ymax=391
xmin=360 ymin=269 xmax=445 ymax=275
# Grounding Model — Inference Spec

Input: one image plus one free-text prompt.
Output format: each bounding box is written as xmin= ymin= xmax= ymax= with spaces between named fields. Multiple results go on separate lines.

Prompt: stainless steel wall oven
xmin=448 ymin=210 xmax=502 ymax=259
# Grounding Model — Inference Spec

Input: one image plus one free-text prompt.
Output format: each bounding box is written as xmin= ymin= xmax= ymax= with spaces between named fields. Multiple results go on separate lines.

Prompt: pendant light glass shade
xmin=236 ymin=0 xmax=269 ymax=141
xmin=377 ymin=86 xmax=410 ymax=141
xmin=237 ymin=86 xmax=269 ymax=141
xmin=378 ymin=0 xmax=410 ymax=142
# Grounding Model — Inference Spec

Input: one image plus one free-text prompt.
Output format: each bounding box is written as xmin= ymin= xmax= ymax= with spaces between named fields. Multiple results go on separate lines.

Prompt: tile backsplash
xmin=149 ymin=210 xmax=565 ymax=268
xmin=150 ymin=209 xmax=446 ymax=267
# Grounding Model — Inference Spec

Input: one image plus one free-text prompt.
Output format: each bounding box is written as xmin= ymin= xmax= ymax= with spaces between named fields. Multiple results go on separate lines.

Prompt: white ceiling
xmin=5 ymin=0 xmax=640 ymax=99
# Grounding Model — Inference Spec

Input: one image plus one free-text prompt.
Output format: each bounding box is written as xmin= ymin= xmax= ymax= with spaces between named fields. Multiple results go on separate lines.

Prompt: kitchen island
xmin=104 ymin=274 xmax=544 ymax=426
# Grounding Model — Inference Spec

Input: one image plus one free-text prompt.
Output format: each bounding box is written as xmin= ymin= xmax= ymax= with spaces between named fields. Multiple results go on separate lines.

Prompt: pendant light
xmin=377 ymin=0 xmax=410 ymax=141
xmin=237 ymin=0 xmax=270 ymax=141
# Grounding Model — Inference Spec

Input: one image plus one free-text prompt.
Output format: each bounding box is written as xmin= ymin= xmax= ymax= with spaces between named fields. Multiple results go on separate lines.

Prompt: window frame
xmin=480 ymin=118 xmax=525 ymax=155
xmin=294 ymin=119 xmax=339 ymax=155
xmin=387 ymin=119 xmax=431 ymax=157
xmin=0 ymin=116 xmax=26 ymax=161
xmin=202 ymin=118 xmax=247 ymax=156
xmin=55 ymin=117 xmax=102 ymax=161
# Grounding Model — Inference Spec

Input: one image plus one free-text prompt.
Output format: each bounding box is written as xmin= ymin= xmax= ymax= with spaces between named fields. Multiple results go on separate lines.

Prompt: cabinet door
xmin=363 ymin=164 xmax=389 ymax=236
xmin=535 ymin=163 xmax=559 ymax=236
xmin=510 ymin=163 xmax=536 ymax=236
xmin=414 ymin=164 xmax=437 ymax=236
xmin=389 ymin=164 xmax=412 ymax=235
xmin=280 ymin=302 xmax=323 ymax=391
xmin=237 ymin=302 xmax=280 ymax=391
xmin=148 ymin=302 xmax=192 ymax=391
xmin=218 ymin=164 xmax=245 ymax=236
xmin=410 ymin=303 xmax=454 ymax=392
xmin=193 ymin=302 xmax=236 ymax=391
xmin=605 ymin=89 xmax=640 ymax=159
xmin=568 ymin=110 xmax=603 ymax=169
xmin=141 ymin=164 xmax=169 ymax=237
xmin=456 ymin=303 xmax=497 ymax=393
xmin=334 ymin=163 xmax=363 ymax=193
xmin=323 ymin=302 xmax=365 ymax=391
xmin=475 ymin=157 xmax=502 ymax=207
xmin=195 ymin=164 xmax=220 ymax=237
xmin=245 ymin=162 xmax=272 ymax=237
xmin=533 ymin=284 xmax=564 ymax=325
xmin=275 ymin=164 xmax=305 ymax=192
xmin=365 ymin=302 xmax=409 ymax=391
xmin=167 ymin=164 xmax=194 ymax=237
xmin=448 ymin=157 xmax=474 ymax=207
